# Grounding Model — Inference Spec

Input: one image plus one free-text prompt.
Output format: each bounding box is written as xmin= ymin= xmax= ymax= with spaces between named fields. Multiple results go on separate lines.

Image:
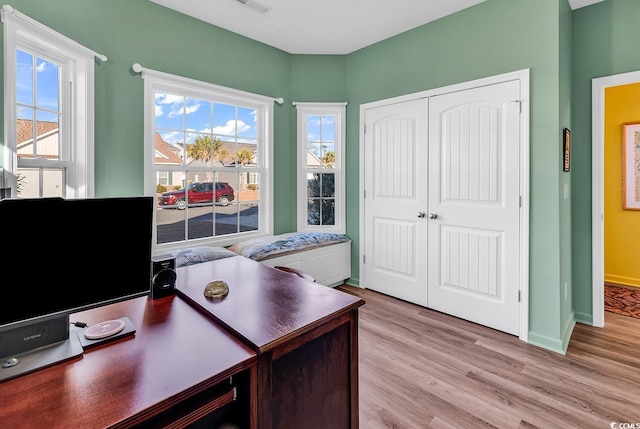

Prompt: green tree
xmin=187 ymin=136 xmax=228 ymax=165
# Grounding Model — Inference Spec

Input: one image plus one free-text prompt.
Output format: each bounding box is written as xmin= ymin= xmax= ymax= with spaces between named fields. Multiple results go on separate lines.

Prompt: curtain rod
xmin=292 ymin=101 xmax=348 ymax=106
xmin=132 ymin=63 xmax=284 ymax=105
xmin=1 ymin=5 xmax=107 ymax=62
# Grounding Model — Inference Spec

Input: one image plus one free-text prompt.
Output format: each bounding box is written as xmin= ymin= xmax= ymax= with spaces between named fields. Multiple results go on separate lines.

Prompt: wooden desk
xmin=176 ymin=256 xmax=365 ymax=429
xmin=0 ymin=295 xmax=257 ymax=429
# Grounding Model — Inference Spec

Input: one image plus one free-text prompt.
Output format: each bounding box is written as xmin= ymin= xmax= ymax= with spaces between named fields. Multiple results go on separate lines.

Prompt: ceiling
xmin=149 ymin=0 xmax=605 ymax=55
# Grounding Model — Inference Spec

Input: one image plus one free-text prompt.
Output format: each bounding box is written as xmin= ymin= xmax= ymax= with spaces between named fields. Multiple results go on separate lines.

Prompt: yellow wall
xmin=604 ymin=83 xmax=640 ymax=288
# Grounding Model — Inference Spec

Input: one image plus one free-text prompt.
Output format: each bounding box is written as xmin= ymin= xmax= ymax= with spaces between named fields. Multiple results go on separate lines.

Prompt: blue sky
xmin=153 ymin=94 xmax=337 ymax=162
xmin=154 ymin=93 xmax=258 ymax=146
xmin=16 ymin=50 xmax=59 ymax=122
xmin=307 ymin=115 xmax=336 ymax=159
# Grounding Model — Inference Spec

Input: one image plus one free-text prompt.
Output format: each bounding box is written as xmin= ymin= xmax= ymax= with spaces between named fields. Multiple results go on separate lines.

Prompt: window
xmin=2 ymin=6 xmax=102 ymax=199
xmin=295 ymin=102 xmax=346 ymax=233
xmin=140 ymin=67 xmax=275 ymax=250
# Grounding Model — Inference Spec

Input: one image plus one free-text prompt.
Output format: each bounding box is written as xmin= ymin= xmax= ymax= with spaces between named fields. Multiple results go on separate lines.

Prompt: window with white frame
xmin=140 ymin=68 xmax=274 ymax=249
xmin=295 ymin=102 xmax=346 ymax=233
xmin=2 ymin=6 xmax=101 ymax=199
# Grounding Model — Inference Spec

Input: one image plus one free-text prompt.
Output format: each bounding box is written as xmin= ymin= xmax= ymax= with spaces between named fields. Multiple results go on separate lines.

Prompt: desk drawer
xmin=133 ymin=371 xmax=250 ymax=429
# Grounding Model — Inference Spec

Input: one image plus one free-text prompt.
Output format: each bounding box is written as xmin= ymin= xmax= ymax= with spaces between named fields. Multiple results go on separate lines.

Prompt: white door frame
xmin=591 ymin=70 xmax=640 ymax=327
xmin=359 ymin=68 xmax=530 ymax=342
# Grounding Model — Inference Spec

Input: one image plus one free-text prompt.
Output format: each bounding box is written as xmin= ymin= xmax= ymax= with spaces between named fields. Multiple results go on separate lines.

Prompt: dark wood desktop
xmin=177 ymin=256 xmax=365 ymax=429
xmin=0 ymin=256 xmax=364 ymax=428
xmin=0 ymin=295 xmax=257 ymax=428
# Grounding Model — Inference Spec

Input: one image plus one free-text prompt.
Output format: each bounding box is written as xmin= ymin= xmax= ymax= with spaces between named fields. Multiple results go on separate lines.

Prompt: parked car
xmin=158 ymin=181 xmax=235 ymax=209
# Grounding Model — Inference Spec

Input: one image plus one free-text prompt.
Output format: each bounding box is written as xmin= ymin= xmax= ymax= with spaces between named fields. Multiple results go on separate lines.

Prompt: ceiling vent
xmin=235 ymin=0 xmax=271 ymax=13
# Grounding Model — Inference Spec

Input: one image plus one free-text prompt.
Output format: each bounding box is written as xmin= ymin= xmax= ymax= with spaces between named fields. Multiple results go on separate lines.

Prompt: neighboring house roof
xmin=307 ymin=150 xmax=324 ymax=167
xmin=16 ymin=119 xmax=59 ymax=159
xmin=154 ymin=132 xmax=183 ymax=165
xmin=16 ymin=118 xmax=58 ymax=144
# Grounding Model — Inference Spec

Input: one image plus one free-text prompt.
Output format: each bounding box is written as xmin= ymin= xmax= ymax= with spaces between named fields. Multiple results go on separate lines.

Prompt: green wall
xmin=4 ymin=0 xmax=624 ymax=353
xmin=559 ymin=0 xmax=574 ymax=348
xmin=571 ymin=0 xmax=640 ymax=322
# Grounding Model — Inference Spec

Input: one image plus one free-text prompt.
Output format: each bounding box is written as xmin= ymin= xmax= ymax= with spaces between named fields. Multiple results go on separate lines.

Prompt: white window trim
xmin=295 ymin=102 xmax=347 ymax=234
xmin=137 ymin=66 xmax=277 ymax=252
xmin=2 ymin=5 xmax=105 ymax=198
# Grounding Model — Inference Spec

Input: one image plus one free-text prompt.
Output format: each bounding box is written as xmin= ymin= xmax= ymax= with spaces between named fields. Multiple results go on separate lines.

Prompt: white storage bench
xmin=227 ymin=232 xmax=352 ymax=287
xmin=166 ymin=233 xmax=352 ymax=287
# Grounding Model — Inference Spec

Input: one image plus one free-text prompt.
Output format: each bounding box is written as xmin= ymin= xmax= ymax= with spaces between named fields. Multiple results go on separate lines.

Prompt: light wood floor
xmin=338 ymin=285 xmax=640 ymax=429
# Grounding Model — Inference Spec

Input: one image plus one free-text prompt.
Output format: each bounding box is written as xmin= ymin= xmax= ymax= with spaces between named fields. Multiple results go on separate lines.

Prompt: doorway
xmin=592 ymin=70 xmax=640 ymax=326
xmin=591 ymin=70 xmax=640 ymax=327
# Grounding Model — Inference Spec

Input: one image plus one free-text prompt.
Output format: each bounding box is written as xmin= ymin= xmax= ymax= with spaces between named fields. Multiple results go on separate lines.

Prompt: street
xmin=156 ymin=202 xmax=259 ymax=243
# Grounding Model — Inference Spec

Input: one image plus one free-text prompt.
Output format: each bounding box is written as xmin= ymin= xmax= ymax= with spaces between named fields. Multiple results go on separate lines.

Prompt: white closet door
xmin=427 ymin=79 xmax=521 ymax=336
xmin=362 ymin=98 xmax=429 ymax=305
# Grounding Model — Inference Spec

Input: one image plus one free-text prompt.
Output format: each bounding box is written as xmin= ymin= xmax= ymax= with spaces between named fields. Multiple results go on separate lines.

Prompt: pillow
xmin=228 ymin=232 xmax=349 ymax=261
xmin=169 ymin=246 xmax=237 ymax=268
xmin=227 ymin=233 xmax=297 ymax=256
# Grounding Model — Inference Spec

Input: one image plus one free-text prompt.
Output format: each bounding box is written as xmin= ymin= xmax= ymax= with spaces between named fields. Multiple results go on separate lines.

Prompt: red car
xmin=158 ymin=181 xmax=235 ymax=209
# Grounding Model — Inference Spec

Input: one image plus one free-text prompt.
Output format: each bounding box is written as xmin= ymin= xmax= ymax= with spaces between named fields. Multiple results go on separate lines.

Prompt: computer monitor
xmin=0 ymin=196 xmax=153 ymax=382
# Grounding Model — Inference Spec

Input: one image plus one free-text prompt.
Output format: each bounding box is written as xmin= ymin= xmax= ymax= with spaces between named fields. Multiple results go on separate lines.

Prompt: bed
xmin=227 ymin=232 xmax=352 ymax=287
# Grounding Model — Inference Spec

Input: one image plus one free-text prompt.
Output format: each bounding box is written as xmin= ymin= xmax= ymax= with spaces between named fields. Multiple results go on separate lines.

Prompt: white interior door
xmin=427 ymin=80 xmax=521 ymax=336
xmin=362 ymin=98 xmax=429 ymax=305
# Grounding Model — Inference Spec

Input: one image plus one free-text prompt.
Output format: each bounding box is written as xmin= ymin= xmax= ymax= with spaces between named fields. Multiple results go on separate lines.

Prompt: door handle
xmin=428 ymin=212 xmax=438 ymax=219
xmin=417 ymin=211 xmax=426 ymax=218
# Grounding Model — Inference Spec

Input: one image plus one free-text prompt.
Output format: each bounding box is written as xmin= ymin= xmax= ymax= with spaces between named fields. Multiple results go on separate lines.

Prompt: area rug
xmin=604 ymin=283 xmax=640 ymax=319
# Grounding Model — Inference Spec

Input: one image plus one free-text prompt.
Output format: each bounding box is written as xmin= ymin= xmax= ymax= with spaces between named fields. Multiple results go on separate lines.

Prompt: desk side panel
xmin=270 ymin=322 xmax=350 ymax=429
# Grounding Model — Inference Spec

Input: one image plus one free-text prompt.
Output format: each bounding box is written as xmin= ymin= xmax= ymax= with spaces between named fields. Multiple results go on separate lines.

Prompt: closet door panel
xmin=362 ymin=98 xmax=428 ymax=306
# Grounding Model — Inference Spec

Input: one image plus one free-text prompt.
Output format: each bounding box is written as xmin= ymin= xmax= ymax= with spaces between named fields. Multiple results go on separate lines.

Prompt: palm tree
xmin=236 ymin=148 xmax=254 ymax=165
xmin=322 ymin=151 xmax=335 ymax=168
xmin=187 ymin=136 xmax=228 ymax=165
xmin=235 ymin=148 xmax=256 ymax=191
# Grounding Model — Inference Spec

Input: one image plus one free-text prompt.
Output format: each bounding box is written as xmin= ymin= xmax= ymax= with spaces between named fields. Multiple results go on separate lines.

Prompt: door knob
xmin=417 ymin=211 xmax=426 ymax=218
xmin=428 ymin=212 xmax=438 ymax=219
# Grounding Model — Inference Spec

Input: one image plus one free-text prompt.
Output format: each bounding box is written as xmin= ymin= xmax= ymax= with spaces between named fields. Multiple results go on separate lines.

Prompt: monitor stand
xmin=0 ymin=331 xmax=83 ymax=383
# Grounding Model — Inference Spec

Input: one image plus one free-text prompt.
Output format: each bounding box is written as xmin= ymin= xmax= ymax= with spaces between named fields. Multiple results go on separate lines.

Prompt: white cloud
xmin=154 ymin=93 xmax=203 ymax=119
xmin=237 ymin=121 xmax=251 ymax=133
xmin=184 ymin=103 xmax=200 ymax=115
xmin=213 ymin=120 xmax=250 ymax=135
xmin=161 ymin=130 xmax=182 ymax=144
xmin=156 ymin=93 xmax=183 ymax=105
xmin=168 ymin=101 xmax=201 ymax=118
